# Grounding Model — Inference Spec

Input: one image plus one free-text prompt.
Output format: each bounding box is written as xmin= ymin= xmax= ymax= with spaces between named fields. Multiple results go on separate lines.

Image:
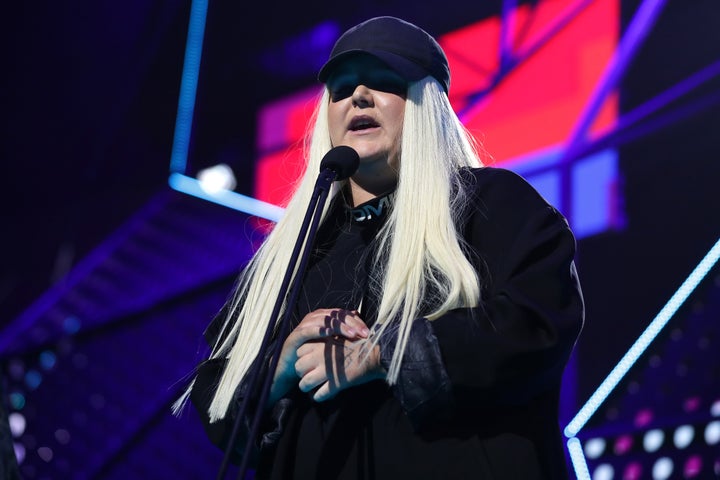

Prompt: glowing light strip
xmin=499 ymin=0 xmax=518 ymax=70
xmin=560 ymin=79 xmax=720 ymax=165
xmin=618 ymin=59 xmax=720 ymax=135
xmin=514 ymin=0 xmax=594 ymax=63
xmin=460 ymin=0 xmax=595 ymax=118
xmin=169 ymin=0 xmax=209 ymax=173
xmin=565 ymin=237 xmax=720 ymax=438
xmin=566 ymin=437 xmax=592 ymax=480
xmin=169 ymin=173 xmax=285 ymax=222
xmin=561 ymin=0 xmax=667 ymax=162
xmin=558 ymin=0 xmax=666 ymax=224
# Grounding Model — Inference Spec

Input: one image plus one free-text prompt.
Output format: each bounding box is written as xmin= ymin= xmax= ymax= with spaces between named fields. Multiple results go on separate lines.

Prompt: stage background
xmin=3 ymin=0 xmax=719 ymax=478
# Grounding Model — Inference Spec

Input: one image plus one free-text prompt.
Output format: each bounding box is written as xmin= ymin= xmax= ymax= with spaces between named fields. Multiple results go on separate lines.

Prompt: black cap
xmin=318 ymin=16 xmax=450 ymax=93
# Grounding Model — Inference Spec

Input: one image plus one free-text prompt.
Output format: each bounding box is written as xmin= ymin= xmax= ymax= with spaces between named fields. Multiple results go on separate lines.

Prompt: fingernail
xmin=361 ymin=327 xmax=370 ymax=337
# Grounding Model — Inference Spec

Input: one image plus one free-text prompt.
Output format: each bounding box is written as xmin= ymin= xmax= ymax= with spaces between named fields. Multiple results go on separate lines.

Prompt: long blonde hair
xmin=175 ymin=77 xmax=485 ymax=422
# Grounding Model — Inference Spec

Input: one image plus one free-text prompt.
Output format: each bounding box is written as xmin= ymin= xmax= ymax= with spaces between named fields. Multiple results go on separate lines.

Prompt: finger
xmin=322 ymin=311 xmax=359 ymax=338
xmin=294 ymin=356 xmax=308 ymax=378
xmin=339 ymin=310 xmax=370 ymax=338
xmin=292 ymin=310 xmax=361 ymax=342
xmin=312 ymin=381 xmax=338 ymax=402
xmin=294 ymin=343 xmax=323 ymax=376
xmin=297 ymin=308 xmax=337 ymax=327
xmin=296 ymin=338 xmax=324 ymax=357
xmin=284 ymin=323 xmax=336 ymax=350
xmin=298 ymin=369 xmax=327 ymax=394
xmin=325 ymin=309 xmax=370 ymax=339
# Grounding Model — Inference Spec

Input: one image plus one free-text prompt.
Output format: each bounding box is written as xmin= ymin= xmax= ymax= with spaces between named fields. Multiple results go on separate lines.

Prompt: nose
xmin=351 ymin=84 xmax=374 ymax=107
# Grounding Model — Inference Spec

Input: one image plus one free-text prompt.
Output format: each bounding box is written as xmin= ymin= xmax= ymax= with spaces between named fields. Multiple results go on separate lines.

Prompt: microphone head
xmin=319 ymin=146 xmax=360 ymax=180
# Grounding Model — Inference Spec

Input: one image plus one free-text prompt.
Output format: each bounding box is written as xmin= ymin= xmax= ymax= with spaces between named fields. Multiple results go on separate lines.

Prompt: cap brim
xmin=318 ymin=49 xmax=429 ymax=84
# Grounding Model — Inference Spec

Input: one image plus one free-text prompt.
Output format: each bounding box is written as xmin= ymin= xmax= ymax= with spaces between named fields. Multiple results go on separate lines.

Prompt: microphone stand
xmin=215 ymin=166 xmax=340 ymax=480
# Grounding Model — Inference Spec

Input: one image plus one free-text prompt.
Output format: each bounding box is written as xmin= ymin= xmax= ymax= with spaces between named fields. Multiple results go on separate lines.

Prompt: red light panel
xmin=254 ymin=0 xmax=618 ymax=205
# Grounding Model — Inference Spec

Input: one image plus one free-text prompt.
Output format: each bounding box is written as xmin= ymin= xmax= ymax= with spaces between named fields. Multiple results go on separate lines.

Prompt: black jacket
xmin=190 ymin=167 xmax=584 ymax=479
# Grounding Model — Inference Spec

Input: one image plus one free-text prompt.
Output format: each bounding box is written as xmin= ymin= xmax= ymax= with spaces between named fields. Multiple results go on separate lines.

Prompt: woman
xmin=178 ymin=16 xmax=584 ymax=479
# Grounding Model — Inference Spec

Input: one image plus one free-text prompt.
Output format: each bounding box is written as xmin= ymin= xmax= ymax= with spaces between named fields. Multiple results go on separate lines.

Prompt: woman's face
xmin=326 ymin=55 xmax=407 ymax=176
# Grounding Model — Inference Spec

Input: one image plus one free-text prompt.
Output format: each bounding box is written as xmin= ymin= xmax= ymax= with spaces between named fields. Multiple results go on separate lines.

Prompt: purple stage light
xmin=634 ymin=408 xmax=653 ymax=428
xmin=683 ymin=396 xmax=701 ymax=413
xmin=683 ymin=455 xmax=703 ymax=478
xmin=614 ymin=434 xmax=634 ymax=455
xmin=623 ymin=461 xmax=643 ymax=480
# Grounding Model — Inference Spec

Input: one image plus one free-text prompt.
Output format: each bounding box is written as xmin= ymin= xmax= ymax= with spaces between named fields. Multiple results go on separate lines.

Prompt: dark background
xmin=2 ymin=0 xmax=719 ymax=477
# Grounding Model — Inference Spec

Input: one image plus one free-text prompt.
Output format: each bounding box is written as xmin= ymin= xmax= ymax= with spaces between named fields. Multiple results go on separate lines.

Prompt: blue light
xmin=584 ymin=437 xmax=607 ymax=459
xmin=24 ymin=370 xmax=42 ymax=390
xmin=652 ymin=457 xmax=674 ymax=480
xmin=565 ymin=237 xmax=720 ymax=438
xmin=673 ymin=424 xmax=694 ymax=449
xmin=505 ymin=144 xmax=620 ymax=239
xmin=39 ymin=351 xmax=57 ymax=370
xmin=9 ymin=393 xmax=25 ymax=410
xmin=566 ymin=437 xmax=592 ymax=480
xmin=168 ymin=173 xmax=285 ymax=222
xmin=169 ymin=0 xmax=209 ymax=173
xmin=705 ymin=421 xmax=720 ymax=445
xmin=525 ymin=168 xmax=561 ymax=211
xmin=593 ymin=463 xmax=615 ymax=480
xmin=63 ymin=315 xmax=81 ymax=334
xmin=644 ymin=428 xmax=665 ymax=452
xmin=571 ymin=150 xmax=621 ymax=237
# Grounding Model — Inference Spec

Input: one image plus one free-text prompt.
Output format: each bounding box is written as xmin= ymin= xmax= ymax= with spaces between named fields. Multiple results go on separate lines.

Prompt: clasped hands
xmin=270 ymin=309 xmax=386 ymax=404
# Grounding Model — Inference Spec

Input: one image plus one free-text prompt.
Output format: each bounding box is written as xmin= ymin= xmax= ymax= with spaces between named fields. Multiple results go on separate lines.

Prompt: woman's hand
xmin=270 ymin=309 xmax=371 ymax=404
xmin=295 ymin=335 xmax=386 ymax=402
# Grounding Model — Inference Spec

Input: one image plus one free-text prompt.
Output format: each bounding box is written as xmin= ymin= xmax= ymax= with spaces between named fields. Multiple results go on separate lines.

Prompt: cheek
xmin=328 ymin=117 xmax=340 ymax=144
xmin=391 ymin=111 xmax=405 ymax=142
xmin=327 ymin=110 xmax=343 ymax=143
xmin=386 ymin=101 xmax=406 ymax=139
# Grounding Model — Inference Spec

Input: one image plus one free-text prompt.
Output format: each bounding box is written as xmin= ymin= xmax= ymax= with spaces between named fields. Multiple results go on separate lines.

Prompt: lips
xmin=349 ymin=115 xmax=380 ymax=131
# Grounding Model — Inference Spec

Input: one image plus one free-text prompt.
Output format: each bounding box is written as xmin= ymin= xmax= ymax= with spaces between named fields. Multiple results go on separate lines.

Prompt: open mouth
xmin=349 ymin=116 xmax=380 ymax=131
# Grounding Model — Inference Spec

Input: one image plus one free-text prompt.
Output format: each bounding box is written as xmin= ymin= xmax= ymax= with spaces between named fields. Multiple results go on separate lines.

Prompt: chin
xmin=354 ymin=147 xmax=391 ymax=163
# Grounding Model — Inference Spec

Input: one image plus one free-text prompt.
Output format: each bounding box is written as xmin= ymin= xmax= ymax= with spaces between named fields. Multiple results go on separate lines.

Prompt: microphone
xmin=218 ymin=145 xmax=358 ymax=480
xmin=319 ymin=145 xmax=360 ymax=180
